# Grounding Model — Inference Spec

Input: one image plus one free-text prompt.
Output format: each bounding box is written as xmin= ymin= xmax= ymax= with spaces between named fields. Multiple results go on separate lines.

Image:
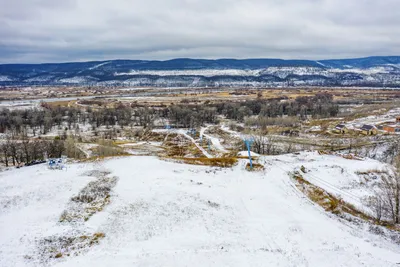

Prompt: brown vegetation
xmin=292 ymin=172 xmax=400 ymax=231
xmin=245 ymin=162 xmax=264 ymax=171
xmin=37 ymin=232 xmax=106 ymax=263
xmin=60 ymin=172 xmax=118 ymax=223
xmin=167 ymin=157 xmax=238 ymax=167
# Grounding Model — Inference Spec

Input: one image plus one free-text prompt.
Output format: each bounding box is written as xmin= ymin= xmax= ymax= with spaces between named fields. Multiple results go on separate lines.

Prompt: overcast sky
xmin=0 ymin=0 xmax=399 ymax=63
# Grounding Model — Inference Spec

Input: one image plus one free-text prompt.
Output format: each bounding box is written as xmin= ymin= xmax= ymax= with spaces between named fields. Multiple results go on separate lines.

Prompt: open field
xmin=1 ymin=87 xmax=400 ymax=107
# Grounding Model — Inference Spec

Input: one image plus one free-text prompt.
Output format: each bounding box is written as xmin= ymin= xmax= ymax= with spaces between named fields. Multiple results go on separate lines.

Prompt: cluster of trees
xmin=215 ymin=93 xmax=339 ymax=122
xmin=245 ymin=116 xmax=300 ymax=130
xmin=0 ymin=134 xmax=65 ymax=167
xmin=0 ymin=105 xmax=147 ymax=136
xmin=382 ymin=138 xmax=400 ymax=164
xmin=0 ymin=93 xmax=339 ymax=137
xmin=0 ymin=131 xmax=135 ymax=167
xmin=165 ymin=105 xmax=218 ymax=128
xmin=246 ymin=134 xmax=297 ymax=155
xmin=0 ymin=106 xmax=88 ymax=136
xmin=0 ymin=107 xmax=62 ymax=135
xmin=367 ymin=158 xmax=400 ymax=224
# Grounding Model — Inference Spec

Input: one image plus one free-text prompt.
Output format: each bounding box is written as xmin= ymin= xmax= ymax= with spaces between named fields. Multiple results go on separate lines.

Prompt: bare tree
xmin=366 ymin=195 xmax=384 ymax=223
xmin=20 ymin=132 xmax=30 ymax=164
xmin=380 ymin=171 xmax=400 ymax=224
xmin=64 ymin=136 xmax=82 ymax=159
xmin=0 ymin=137 xmax=10 ymax=167
xmin=369 ymin=159 xmax=400 ymax=224
xmin=383 ymin=137 xmax=400 ymax=164
xmin=251 ymin=133 xmax=277 ymax=155
xmin=252 ymin=134 xmax=267 ymax=155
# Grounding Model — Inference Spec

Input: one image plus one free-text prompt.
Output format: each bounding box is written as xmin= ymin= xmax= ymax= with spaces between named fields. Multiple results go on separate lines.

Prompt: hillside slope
xmin=0 ymin=154 xmax=399 ymax=267
xmin=0 ymin=56 xmax=399 ymax=87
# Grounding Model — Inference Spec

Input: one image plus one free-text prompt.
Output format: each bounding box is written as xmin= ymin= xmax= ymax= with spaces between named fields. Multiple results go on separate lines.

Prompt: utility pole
xmin=244 ymin=138 xmax=254 ymax=169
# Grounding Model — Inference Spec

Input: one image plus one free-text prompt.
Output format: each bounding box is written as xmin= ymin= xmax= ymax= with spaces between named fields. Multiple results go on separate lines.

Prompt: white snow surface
xmin=0 ymin=75 xmax=13 ymax=82
xmin=200 ymin=126 xmax=229 ymax=153
xmin=0 ymin=154 xmax=399 ymax=267
xmin=177 ymin=129 xmax=212 ymax=158
xmin=24 ymin=75 xmax=54 ymax=82
xmin=114 ymin=69 xmax=264 ymax=77
xmin=238 ymin=151 xmax=260 ymax=157
xmin=113 ymin=65 xmax=397 ymax=79
xmin=154 ymin=128 xmax=213 ymax=158
xmin=220 ymin=125 xmax=245 ymax=138
xmin=88 ymin=62 xmax=110 ymax=70
xmin=58 ymin=77 xmax=93 ymax=84
xmin=261 ymin=152 xmax=391 ymax=214
xmin=346 ymin=107 xmax=400 ymax=127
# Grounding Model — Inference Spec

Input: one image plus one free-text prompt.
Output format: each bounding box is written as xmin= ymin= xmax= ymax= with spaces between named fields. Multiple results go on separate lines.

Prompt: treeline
xmin=0 ymin=135 xmax=65 ymax=167
xmin=165 ymin=105 xmax=218 ymax=128
xmin=0 ymin=104 xmax=217 ymax=135
xmin=0 ymin=132 xmax=137 ymax=167
xmin=0 ymin=106 xmax=83 ymax=135
xmin=0 ymin=93 xmax=339 ymax=136
xmin=215 ymin=93 xmax=339 ymax=121
xmin=0 ymin=105 xmax=140 ymax=136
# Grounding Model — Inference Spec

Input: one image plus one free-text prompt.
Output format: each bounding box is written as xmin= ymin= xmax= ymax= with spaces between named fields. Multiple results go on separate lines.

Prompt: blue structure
xmin=48 ymin=159 xmax=56 ymax=169
xmin=48 ymin=158 xmax=66 ymax=170
xmin=187 ymin=128 xmax=196 ymax=136
xmin=165 ymin=125 xmax=172 ymax=130
xmin=244 ymin=139 xmax=254 ymax=169
xmin=208 ymin=139 xmax=211 ymax=152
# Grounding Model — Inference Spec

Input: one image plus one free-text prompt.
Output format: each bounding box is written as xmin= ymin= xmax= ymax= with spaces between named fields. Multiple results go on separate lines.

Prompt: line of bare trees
xmin=215 ymin=93 xmax=339 ymax=122
xmin=0 ymin=133 xmax=64 ymax=167
xmin=0 ymin=93 xmax=339 ymax=138
xmin=367 ymin=158 xmax=400 ymax=225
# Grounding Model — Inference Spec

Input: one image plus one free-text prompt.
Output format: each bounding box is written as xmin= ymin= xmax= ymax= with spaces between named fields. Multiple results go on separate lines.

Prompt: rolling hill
xmin=0 ymin=56 xmax=400 ymax=87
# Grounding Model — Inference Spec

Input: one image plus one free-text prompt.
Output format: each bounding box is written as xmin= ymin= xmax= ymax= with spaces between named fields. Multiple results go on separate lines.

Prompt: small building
xmin=281 ymin=129 xmax=300 ymax=137
xmin=333 ymin=124 xmax=348 ymax=134
xmin=383 ymin=125 xmax=400 ymax=133
xmin=360 ymin=124 xmax=377 ymax=135
xmin=396 ymin=117 xmax=400 ymax=123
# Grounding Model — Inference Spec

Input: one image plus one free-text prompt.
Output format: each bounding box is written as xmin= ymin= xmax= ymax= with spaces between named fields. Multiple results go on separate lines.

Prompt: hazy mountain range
xmin=1 ymin=56 xmax=400 ymax=88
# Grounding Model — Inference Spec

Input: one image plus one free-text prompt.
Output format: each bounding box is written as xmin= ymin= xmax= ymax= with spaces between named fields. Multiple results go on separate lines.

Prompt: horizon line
xmin=1 ymin=55 xmax=399 ymax=66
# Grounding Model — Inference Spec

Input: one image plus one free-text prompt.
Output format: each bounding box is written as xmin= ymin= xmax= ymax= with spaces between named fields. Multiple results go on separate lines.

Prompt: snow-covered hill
xmin=0 ymin=153 xmax=399 ymax=266
xmin=1 ymin=56 xmax=400 ymax=87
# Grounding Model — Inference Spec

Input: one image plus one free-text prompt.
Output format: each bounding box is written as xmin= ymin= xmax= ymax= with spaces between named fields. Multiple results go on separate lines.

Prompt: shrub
xmin=177 ymin=157 xmax=238 ymax=167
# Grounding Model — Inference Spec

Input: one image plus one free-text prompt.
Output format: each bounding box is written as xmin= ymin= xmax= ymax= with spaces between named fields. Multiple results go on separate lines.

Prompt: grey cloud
xmin=0 ymin=0 xmax=399 ymax=63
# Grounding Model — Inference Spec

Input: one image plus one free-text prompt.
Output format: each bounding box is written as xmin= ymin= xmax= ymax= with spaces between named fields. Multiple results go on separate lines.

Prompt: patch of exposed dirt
xmin=163 ymin=157 xmax=238 ymax=167
xmin=161 ymin=134 xmax=203 ymax=158
xmin=35 ymin=232 xmax=105 ymax=264
xmin=60 ymin=170 xmax=118 ymax=222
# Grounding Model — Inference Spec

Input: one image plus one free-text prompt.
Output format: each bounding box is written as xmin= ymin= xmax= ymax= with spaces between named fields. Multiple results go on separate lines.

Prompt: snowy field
xmin=346 ymin=107 xmax=400 ymax=128
xmin=1 ymin=154 xmax=399 ymax=267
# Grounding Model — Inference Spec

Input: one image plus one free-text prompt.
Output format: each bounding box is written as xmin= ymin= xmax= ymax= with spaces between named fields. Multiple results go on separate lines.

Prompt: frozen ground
xmin=238 ymin=151 xmax=260 ymax=157
xmin=200 ymin=126 xmax=229 ymax=154
xmin=259 ymin=152 xmax=392 ymax=216
xmin=0 ymin=154 xmax=399 ymax=267
xmin=346 ymin=107 xmax=400 ymax=128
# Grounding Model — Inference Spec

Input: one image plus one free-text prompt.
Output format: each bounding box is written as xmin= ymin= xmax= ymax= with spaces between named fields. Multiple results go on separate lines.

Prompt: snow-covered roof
xmin=335 ymin=124 xmax=346 ymax=129
xmin=360 ymin=124 xmax=376 ymax=130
